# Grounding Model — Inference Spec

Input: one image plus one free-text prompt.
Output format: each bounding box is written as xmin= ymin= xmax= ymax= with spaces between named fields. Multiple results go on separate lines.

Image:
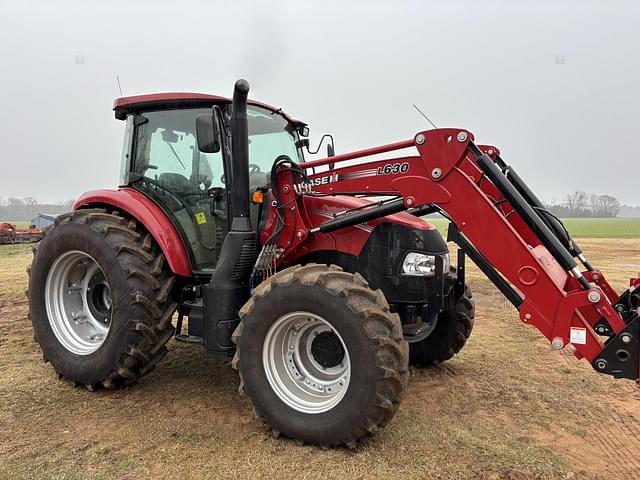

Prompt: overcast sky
xmin=1 ymin=0 xmax=639 ymax=205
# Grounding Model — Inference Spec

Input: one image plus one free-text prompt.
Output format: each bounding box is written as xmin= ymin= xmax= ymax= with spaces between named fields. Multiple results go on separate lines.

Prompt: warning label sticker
xmin=195 ymin=212 xmax=207 ymax=225
xmin=569 ymin=327 xmax=587 ymax=345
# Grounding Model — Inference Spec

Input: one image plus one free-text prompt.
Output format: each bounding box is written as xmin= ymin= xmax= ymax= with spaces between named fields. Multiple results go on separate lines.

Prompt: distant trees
xmin=0 ymin=197 xmax=74 ymax=222
xmin=546 ymin=191 xmax=621 ymax=218
xmin=620 ymin=205 xmax=640 ymax=217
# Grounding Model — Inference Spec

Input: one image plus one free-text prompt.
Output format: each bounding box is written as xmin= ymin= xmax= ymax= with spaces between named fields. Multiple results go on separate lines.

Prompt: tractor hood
xmin=302 ymin=195 xmax=437 ymax=232
xmin=266 ymin=194 xmax=445 ymax=264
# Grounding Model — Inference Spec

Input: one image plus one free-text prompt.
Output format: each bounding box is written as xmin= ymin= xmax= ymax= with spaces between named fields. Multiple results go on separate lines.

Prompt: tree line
xmin=0 ymin=192 xmax=636 ymax=222
xmin=0 ymin=197 xmax=74 ymax=222
xmin=545 ymin=191 xmax=621 ymax=218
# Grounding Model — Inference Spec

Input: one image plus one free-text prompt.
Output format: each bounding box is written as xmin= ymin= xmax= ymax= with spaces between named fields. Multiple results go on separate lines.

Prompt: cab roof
xmin=113 ymin=92 xmax=305 ymax=125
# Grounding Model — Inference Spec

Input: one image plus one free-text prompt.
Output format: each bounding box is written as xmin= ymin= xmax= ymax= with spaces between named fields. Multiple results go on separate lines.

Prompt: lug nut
xmin=621 ymin=333 xmax=633 ymax=344
xmin=595 ymin=359 xmax=607 ymax=371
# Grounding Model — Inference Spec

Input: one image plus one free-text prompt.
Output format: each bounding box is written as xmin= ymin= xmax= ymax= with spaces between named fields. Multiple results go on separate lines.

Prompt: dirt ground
xmin=0 ymin=239 xmax=639 ymax=479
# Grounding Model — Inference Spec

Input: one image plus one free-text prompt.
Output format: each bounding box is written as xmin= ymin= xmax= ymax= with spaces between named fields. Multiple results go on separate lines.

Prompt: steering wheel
xmin=220 ymin=164 xmax=262 ymax=184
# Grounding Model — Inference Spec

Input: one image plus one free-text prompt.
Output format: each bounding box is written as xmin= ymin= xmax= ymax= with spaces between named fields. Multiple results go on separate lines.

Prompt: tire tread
xmin=232 ymin=263 xmax=408 ymax=448
xmin=28 ymin=208 xmax=177 ymax=390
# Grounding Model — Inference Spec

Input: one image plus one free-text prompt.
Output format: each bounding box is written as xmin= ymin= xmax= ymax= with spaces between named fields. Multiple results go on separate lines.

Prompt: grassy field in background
xmin=2 ymin=218 xmax=639 ymax=238
xmin=428 ymin=217 xmax=640 ymax=239
xmin=561 ymin=218 xmax=640 ymax=238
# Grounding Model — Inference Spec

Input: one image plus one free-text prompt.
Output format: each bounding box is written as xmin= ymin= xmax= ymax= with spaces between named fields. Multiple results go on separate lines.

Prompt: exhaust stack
xmin=203 ymin=79 xmax=257 ymax=356
xmin=229 ymin=79 xmax=251 ymax=231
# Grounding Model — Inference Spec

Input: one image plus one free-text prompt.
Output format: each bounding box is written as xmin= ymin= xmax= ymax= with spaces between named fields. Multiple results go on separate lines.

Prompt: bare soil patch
xmin=0 ymin=239 xmax=638 ymax=479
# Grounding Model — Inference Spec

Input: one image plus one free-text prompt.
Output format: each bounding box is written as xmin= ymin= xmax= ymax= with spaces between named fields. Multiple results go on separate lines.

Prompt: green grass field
xmin=427 ymin=217 xmax=640 ymax=239
xmin=2 ymin=217 xmax=638 ymax=239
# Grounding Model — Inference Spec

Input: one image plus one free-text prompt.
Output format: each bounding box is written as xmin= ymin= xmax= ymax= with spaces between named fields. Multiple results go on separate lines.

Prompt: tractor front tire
xmin=232 ymin=264 xmax=409 ymax=448
xmin=409 ymin=285 xmax=475 ymax=367
xmin=28 ymin=209 xmax=177 ymax=389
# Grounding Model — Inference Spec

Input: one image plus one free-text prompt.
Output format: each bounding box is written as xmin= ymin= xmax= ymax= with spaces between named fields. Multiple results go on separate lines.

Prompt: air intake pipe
xmin=230 ymin=79 xmax=251 ymax=231
xmin=203 ymin=79 xmax=257 ymax=356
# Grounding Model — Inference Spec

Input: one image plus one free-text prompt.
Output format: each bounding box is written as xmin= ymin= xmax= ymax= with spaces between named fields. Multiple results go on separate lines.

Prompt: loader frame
xmin=260 ymin=128 xmax=639 ymax=382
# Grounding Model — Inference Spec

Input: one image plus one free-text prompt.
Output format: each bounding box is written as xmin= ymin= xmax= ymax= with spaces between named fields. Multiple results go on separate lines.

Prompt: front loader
xmin=28 ymin=79 xmax=639 ymax=447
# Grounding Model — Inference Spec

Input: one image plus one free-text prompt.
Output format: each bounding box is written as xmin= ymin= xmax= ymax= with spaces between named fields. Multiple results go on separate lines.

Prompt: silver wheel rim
xmin=263 ymin=311 xmax=351 ymax=414
xmin=45 ymin=251 xmax=112 ymax=355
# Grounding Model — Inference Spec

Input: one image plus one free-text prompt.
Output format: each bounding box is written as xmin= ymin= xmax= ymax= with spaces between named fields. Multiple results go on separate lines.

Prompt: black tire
xmin=409 ymin=285 xmax=475 ymax=367
xmin=232 ymin=264 xmax=409 ymax=448
xmin=27 ymin=208 xmax=177 ymax=389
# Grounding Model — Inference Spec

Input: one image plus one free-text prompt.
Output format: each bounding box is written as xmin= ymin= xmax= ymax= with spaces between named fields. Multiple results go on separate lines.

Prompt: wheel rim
xmin=404 ymin=315 xmax=439 ymax=343
xmin=263 ymin=311 xmax=351 ymax=414
xmin=45 ymin=251 xmax=112 ymax=355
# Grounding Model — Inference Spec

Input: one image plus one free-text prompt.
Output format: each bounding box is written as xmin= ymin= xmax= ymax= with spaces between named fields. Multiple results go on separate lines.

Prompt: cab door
xmin=130 ymin=108 xmax=229 ymax=273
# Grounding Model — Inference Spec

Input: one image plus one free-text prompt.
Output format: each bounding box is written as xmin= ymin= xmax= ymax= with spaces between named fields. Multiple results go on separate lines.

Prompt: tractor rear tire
xmin=232 ymin=264 xmax=409 ymax=448
xmin=409 ymin=285 xmax=475 ymax=367
xmin=28 ymin=209 xmax=177 ymax=389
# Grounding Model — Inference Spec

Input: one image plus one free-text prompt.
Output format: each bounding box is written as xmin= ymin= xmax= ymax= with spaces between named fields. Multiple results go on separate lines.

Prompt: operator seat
xmin=159 ymin=172 xmax=198 ymax=195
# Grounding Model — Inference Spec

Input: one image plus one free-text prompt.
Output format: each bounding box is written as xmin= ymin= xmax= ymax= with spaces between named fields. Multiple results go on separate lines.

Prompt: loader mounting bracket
xmin=592 ymin=316 xmax=639 ymax=380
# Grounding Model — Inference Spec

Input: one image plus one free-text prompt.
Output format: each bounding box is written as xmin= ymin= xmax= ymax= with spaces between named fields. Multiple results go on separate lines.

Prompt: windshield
xmin=126 ymin=105 xmax=301 ymax=272
xmin=246 ymin=106 xmax=301 ymax=188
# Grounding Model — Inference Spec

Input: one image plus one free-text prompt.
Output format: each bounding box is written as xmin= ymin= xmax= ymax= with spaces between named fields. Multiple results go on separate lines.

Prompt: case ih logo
xmin=297 ymin=162 xmax=411 ymax=194
xmin=294 ymin=173 xmax=338 ymax=194
xmin=311 ymin=173 xmax=339 ymax=186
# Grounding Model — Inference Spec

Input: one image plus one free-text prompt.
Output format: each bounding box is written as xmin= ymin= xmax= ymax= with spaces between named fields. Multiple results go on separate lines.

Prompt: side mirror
xmin=196 ymin=113 xmax=221 ymax=153
xmin=327 ymin=142 xmax=335 ymax=170
xmin=161 ymin=129 xmax=179 ymax=143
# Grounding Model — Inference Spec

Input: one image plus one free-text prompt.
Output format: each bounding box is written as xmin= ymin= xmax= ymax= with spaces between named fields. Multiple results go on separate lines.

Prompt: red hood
xmin=302 ymin=195 xmax=435 ymax=231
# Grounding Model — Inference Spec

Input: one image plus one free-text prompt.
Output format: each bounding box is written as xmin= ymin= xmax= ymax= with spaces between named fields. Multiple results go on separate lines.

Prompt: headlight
xmin=401 ymin=252 xmax=450 ymax=276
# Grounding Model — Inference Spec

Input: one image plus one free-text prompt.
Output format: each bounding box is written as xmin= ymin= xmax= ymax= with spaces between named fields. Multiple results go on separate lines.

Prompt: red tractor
xmin=28 ymin=80 xmax=639 ymax=447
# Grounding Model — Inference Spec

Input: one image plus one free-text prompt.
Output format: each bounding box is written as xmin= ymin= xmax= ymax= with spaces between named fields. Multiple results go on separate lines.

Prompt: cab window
xmin=132 ymin=108 xmax=227 ymax=272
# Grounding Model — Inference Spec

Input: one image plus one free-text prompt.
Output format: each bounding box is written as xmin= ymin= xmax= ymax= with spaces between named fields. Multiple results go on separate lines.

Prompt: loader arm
xmin=259 ymin=128 xmax=639 ymax=383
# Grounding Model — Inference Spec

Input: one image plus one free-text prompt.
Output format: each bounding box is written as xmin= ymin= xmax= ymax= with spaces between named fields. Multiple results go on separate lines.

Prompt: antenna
xmin=116 ymin=76 xmax=124 ymax=96
xmin=412 ymin=104 xmax=437 ymax=129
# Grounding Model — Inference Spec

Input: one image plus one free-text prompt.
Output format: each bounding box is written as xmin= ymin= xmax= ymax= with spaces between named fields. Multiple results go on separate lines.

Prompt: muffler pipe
xmin=230 ymin=78 xmax=251 ymax=231
xmin=203 ymin=79 xmax=257 ymax=356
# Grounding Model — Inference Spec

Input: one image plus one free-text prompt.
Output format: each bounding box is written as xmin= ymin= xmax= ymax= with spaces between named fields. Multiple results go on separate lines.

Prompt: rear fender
xmin=73 ymin=188 xmax=192 ymax=277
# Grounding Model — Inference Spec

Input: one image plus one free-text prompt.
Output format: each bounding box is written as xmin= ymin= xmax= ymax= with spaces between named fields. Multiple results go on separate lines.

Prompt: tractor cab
xmin=114 ymin=93 xmax=306 ymax=273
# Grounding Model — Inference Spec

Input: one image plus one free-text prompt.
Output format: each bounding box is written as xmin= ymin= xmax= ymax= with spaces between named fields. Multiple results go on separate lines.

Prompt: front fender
xmin=74 ymin=188 xmax=192 ymax=277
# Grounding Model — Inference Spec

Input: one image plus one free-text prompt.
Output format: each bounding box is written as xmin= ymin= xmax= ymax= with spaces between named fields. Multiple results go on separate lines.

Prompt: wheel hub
xmin=310 ymin=331 xmax=345 ymax=368
xmin=263 ymin=311 xmax=351 ymax=414
xmin=45 ymin=251 xmax=112 ymax=355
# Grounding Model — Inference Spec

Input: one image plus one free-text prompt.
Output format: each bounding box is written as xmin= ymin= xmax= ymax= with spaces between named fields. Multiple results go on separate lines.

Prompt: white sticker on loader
xmin=570 ymin=327 xmax=587 ymax=345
